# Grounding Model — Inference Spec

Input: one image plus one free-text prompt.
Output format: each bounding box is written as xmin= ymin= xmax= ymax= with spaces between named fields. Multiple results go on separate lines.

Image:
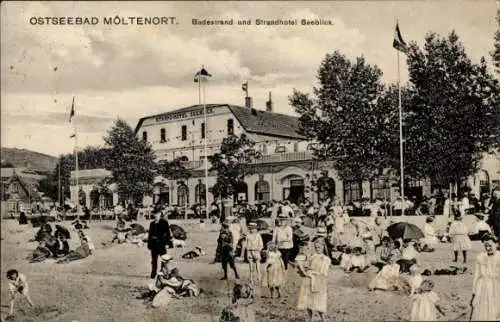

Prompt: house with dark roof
xmin=1 ymin=168 xmax=49 ymax=217
xmin=132 ymin=98 xmax=342 ymax=207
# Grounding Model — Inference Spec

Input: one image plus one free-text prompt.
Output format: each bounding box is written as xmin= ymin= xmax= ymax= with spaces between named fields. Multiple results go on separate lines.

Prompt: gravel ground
xmin=0 ymin=219 xmax=482 ymax=321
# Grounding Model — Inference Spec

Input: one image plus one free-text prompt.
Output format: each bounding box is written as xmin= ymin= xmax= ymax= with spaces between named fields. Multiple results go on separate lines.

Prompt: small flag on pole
xmin=194 ymin=66 xmax=212 ymax=83
xmin=69 ymin=96 xmax=75 ymax=123
xmin=393 ymin=22 xmax=408 ymax=54
xmin=70 ymin=134 xmax=76 ymax=138
xmin=242 ymin=82 xmax=248 ymax=92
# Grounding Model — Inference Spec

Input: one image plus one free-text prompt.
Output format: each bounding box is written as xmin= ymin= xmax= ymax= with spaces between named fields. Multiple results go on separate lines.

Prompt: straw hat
xmin=159 ymin=254 xmax=173 ymax=262
xmin=248 ymin=222 xmax=258 ymax=228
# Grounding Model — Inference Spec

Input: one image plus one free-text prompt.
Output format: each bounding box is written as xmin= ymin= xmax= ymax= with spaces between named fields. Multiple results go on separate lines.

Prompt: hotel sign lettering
xmin=155 ymin=107 xmax=214 ymax=122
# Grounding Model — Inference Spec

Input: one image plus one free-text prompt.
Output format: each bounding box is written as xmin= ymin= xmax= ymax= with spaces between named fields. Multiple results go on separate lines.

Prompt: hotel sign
xmin=155 ymin=107 xmax=214 ymax=123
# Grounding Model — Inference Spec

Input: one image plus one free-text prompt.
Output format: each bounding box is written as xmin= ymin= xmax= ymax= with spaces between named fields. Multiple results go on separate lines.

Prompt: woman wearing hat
xmin=470 ymin=237 xmax=500 ymax=321
xmin=449 ymin=210 xmax=471 ymax=263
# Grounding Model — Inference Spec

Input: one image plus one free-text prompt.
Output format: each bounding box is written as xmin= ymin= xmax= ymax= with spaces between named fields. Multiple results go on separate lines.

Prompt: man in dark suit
xmin=147 ymin=209 xmax=173 ymax=279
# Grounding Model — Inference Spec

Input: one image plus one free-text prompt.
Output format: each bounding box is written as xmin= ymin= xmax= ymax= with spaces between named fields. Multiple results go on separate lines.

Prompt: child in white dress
xmin=410 ymin=280 xmax=445 ymax=321
xmin=244 ymin=223 xmax=263 ymax=285
xmin=408 ymin=264 xmax=423 ymax=295
xmin=263 ymin=242 xmax=286 ymax=298
xmin=449 ymin=212 xmax=471 ymax=263
xmin=6 ymin=269 xmax=35 ymax=317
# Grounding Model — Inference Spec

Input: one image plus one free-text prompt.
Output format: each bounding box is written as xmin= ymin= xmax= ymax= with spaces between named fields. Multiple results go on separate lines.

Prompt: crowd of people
xmin=5 ymin=187 xmax=500 ymax=321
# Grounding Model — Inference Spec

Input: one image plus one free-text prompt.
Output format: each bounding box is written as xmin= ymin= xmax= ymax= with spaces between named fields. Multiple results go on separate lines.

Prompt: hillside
xmin=1 ymin=147 xmax=58 ymax=173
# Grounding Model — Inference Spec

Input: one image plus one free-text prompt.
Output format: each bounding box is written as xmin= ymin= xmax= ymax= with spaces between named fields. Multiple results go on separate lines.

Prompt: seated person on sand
xmin=57 ymin=232 xmax=92 ymax=264
xmin=373 ymin=237 xmax=394 ymax=272
xmin=368 ymin=255 xmax=409 ymax=292
xmin=342 ymin=246 xmax=370 ymax=273
xmin=28 ymin=240 xmax=53 ymax=263
xmin=54 ymin=234 xmax=70 ymax=258
xmin=469 ymin=214 xmax=492 ymax=241
xmin=407 ymin=264 xmax=423 ymax=295
xmin=144 ymin=254 xmax=200 ymax=300
xmin=397 ymin=240 xmax=419 ymax=273
xmin=71 ymin=219 xmax=89 ymax=231
xmin=219 ymin=282 xmax=256 ymax=322
xmin=125 ymin=223 xmax=148 ymax=246
xmin=34 ymin=223 xmax=53 ymax=242
xmin=182 ymin=246 xmax=206 ymax=259
xmin=419 ymin=217 xmax=438 ymax=252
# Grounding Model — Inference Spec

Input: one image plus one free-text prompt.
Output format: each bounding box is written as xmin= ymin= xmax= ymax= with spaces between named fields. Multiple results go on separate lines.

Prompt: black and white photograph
xmin=1 ymin=1 xmax=499 ymax=321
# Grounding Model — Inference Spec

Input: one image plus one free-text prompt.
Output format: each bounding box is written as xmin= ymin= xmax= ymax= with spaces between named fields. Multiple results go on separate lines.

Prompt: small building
xmin=1 ymin=168 xmax=46 ymax=217
xmin=69 ymin=169 xmax=119 ymax=210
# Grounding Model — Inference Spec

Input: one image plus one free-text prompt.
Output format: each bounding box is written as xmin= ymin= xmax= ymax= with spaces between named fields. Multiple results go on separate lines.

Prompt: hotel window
xmin=160 ymin=128 xmax=166 ymax=143
xmin=142 ymin=131 xmax=147 ymax=142
xmin=293 ymin=142 xmax=299 ymax=152
xmin=181 ymin=125 xmax=187 ymax=141
xmin=343 ymin=181 xmax=362 ymax=204
xmin=370 ymin=178 xmax=390 ymax=201
xmin=201 ymin=123 xmax=205 ymax=139
xmin=227 ymin=119 xmax=234 ymax=135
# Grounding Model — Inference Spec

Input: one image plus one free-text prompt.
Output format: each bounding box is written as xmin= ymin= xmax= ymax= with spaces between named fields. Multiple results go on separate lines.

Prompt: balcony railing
xmin=179 ymin=151 xmax=313 ymax=170
xmin=253 ymin=151 xmax=313 ymax=163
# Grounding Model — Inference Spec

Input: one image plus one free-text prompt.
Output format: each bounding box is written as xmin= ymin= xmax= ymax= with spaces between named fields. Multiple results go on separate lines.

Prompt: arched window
xmin=254 ymin=179 xmax=270 ymax=202
xmin=177 ymin=183 xmax=189 ymax=206
xmin=195 ymin=181 xmax=206 ymax=205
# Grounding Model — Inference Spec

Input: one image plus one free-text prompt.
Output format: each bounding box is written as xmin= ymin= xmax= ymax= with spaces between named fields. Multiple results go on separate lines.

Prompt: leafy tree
xmin=208 ymin=133 xmax=259 ymax=199
xmin=103 ymin=119 xmax=157 ymax=205
xmin=290 ymin=52 xmax=390 ymax=182
xmin=157 ymin=156 xmax=191 ymax=182
xmin=405 ymin=31 xmax=500 ymax=189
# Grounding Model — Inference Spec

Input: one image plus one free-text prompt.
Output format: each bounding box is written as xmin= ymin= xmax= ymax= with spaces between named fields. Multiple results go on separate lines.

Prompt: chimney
xmin=266 ymin=91 xmax=273 ymax=112
xmin=245 ymin=96 xmax=253 ymax=108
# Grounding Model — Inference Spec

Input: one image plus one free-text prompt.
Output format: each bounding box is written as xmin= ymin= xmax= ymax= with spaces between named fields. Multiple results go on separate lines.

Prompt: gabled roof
xmin=1 ymin=167 xmax=45 ymax=181
xmin=5 ymin=173 xmax=41 ymax=199
xmin=135 ymin=104 xmax=305 ymax=140
xmin=227 ymin=105 xmax=305 ymax=140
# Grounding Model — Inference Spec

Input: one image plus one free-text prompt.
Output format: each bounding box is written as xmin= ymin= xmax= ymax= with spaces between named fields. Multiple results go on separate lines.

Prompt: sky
xmin=1 ymin=1 xmax=497 ymax=157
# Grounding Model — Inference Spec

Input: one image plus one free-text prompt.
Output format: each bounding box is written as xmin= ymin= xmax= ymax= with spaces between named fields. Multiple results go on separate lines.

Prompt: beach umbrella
xmin=170 ymin=224 xmax=187 ymax=240
xmin=387 ymin=222 xmax=424 ymax=240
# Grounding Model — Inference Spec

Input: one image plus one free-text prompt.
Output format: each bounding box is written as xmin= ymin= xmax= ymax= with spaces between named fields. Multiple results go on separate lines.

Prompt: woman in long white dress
xmin=471 ymin=238 xmax=500 ymax=321
xmin=297 ymin=240 xmax=331 ymax=322
xmin=368 ymin=255 xmax=401 ymax=291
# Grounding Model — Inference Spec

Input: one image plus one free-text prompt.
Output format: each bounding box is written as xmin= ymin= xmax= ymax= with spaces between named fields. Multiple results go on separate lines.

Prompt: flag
xmin=194 ymin=66 xmax=212 ymax=83
xmin=242 ymin=82 xmax=248 ymax=93
xmin=393 ymin=22 xmax=408 ymax=54
xmin=70 ymin=134 xmax=76 ymax=138
xmin=69 ymin=96 xmax=75 ymax=123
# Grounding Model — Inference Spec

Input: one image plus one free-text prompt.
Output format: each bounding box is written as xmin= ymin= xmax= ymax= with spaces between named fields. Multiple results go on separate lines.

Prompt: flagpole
xmin=58 ymin=162 xmax=61 ymax=207
xmin=397 ymin=48 xmax=405 ymax=217
xmin=202 ymin=71 xmax=209 ymax=220
xmin=72 ymin=97 xmax=80 ymax=219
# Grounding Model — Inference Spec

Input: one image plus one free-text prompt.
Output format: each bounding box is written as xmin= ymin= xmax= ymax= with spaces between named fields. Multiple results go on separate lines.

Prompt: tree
xmin=493 ymin=10 xmax=500 ymax=74
xmin=290 ymin=52 xmax=392 ymax=182
xmin=405 ymin=31 xmax=500 ymax=189
xmin=208 ymin=133 xmax=259 ymax=200
xmin=157 ymin=156 xmax=191 ymax=182
xmin=103 ymin=119 xmax=157 ymax=205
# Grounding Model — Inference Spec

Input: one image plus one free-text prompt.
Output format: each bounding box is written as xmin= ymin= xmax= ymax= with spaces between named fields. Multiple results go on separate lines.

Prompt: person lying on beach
xmin=56 ymin=233 xmax=91 ymax=264
xmin=28 ymin=240 xmax=53 ymax=263
xmin=182 ymin=246 xmax=206 ymax=259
